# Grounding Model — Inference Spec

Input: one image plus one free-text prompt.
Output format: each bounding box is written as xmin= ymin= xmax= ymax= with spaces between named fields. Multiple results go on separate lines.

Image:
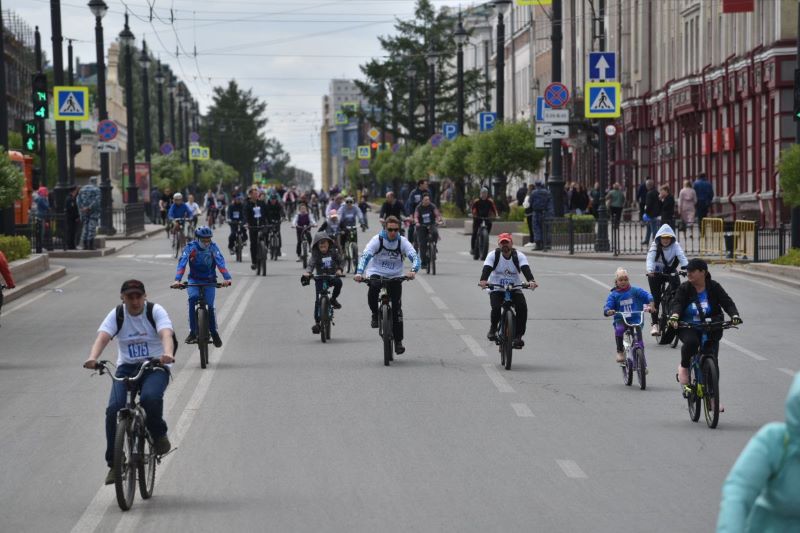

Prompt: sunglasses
xmin=386 ymin=227 xmax=400 ymax=233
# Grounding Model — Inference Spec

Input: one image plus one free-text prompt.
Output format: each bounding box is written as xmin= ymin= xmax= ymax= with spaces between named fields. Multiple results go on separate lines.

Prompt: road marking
xmin=3 ymin=276 xmax=80 ymax=317
xmin=431 ymin=296 xmax=448 ymax=310
xmin=460 ymin=334 xmax=488 ymax=357
xmin=136 ymin=254 xmax=154 ymax=258
xmin=443 ymin=312 xmax=464 ymax=330
xmin=155 ymin=254 xmax=173 ymax=259
xmin=723 ymin=271 xmax=800 ymax=297
xmin=416 ymin=276 xmax=435 ymax=294
xmin=511 ymin=403 xmax=534 ymax=417
xmin=556 ymin=459 xmax=588 ymax=479
xmin=482 ymin=363 xmax=515 ymax=393
xmin=778 ymin=368 xmax=796 ymax=377
xmin=721 ymin=338 xmax=767 ymax=361
xmin=70 ymin=279 xmax=251 ymax=533
xmin=117 ymin=254 xmax=134 ymax=258
xmin=579 ymin=273 xmax=609 ymax=289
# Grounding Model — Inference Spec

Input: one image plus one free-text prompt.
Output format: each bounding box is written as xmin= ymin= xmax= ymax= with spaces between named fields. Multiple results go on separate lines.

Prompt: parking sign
xmin=479 ymin=112 xmax=497 ymax=132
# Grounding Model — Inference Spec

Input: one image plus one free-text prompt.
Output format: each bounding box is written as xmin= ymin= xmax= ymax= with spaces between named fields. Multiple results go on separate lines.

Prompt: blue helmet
xmin=195 ymin=225 xmax=213 ymax=239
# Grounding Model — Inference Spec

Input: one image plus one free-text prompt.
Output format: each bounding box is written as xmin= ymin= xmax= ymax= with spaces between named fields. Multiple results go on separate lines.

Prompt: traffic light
xmin=794 ymin=69 xmax=800 ymax=122
xmin=70 ymin=129 xmax=82 ymax=157
xmin=31 ymin=73 xmax=48 ymax=119
xmin=22 ymin=120 xmax=38 ymax=152
xmin=370 ymin=141 xmax=378 ymax=151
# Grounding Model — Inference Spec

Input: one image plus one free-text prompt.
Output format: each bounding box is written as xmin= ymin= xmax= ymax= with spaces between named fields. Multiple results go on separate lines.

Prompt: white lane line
xmin=155 ymin=254 xmax=173 ymax=259
xmin=579 ymin=274 xmax=610 ymax=289
xmin=431 ymin=296 xmax=449 ymax=310
xmin=777 ymin=368 xmax=796 ymax=377
xmin=482 ymin=363 xmax=515 ymax=393
xmin=721 ymin=338 xmax=767 ymax=361
xmin=117 ymin=254 xmax=134 ymax=258
xmin=416 ymin=276 xmax=435 ymax=294
xmin=3 ymin=276 xmax=80 ymax=317
xmin=460 ymin=334 xmax=488 ymax=357
xmin=70 ymin=279 xmax=250 ymax=533
xmin=511 ymin=403 xmax=534 ymax=418
xmin=723 ymin=271 xmax=800 ymax=297
xmin=443 ymin=312 xmax=465 ymax=330
xmin=556 ymin=459 xmax=588 ymax=479
xmin=136 ymin=254 xmax=154 ymax=258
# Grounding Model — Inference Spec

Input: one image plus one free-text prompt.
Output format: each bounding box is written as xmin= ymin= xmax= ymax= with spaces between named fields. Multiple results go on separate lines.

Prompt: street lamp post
xmin=89 ymin=0 xmax=114 ymax=233
xmin=168 ymin=77 xmax=176 ymax=149
xmin=454 ymin=13 xmax=468 ymax=212
xmin=154 ymin=61 xmax=165 ymax=147
xmin=140 ymin=41 xmax=152 ymax=183
xmin=119 ymin=13 xmax=137 ymax=203
xmin=406 ymin=62 xmax=417 ymax=142
xmin=426 ymin=45 xmax=438 ymax=139
xmin=492 ymin=0 xmax=511 ymax=206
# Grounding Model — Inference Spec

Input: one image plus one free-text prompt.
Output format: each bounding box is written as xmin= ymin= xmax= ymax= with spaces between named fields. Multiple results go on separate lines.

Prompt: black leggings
xmin=678 ymin=328 xmax=720 ymax=369
xmin=471 ymin=219 xmax=493 ymax=251
xmin=367 ymin=277 xmax=404 ymax=342
xmin=647 ymin=274 xmax=679 ymax=325
xmin=489 ymin=291 xmax=528 ymax=337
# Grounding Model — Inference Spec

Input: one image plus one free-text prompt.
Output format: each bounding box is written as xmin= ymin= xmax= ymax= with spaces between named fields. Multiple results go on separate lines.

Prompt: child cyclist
xmin=603 ymin=268 xmax=654 ymax=364
xmin=301 ymin=233 xmax=344 ymax=334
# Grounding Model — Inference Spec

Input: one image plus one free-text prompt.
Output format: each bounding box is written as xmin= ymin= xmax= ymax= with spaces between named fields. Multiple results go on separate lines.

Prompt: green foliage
xmin=436 ymin=136 xmax=473 ymax=179
xmin=778 ymin=144 xmax=800 ymax=207
xmin=405 ymin=143 xmax=435 ymax=182
xmin=6 ymin=131 xmax=58 ymax=187
xmin=548 ymin=214 xmax=596 ymax=234
xmin=376 ymin=145 xmax=414 ymax=188
xmin=345 ymin=159 xmax=370 ymax=190
xmin=198 ymin=159 xmax=239 ymax=191
xmin=0 ymin=235 xmax=31 ymax=262
xmin=505 ymin=205 xmax=527 ymax=221
xmin=440 ymin=201 xmax=465 ymax=219
xmin=150 ymin=153 xmax=191 ymax=192
xmin=0 ymin=148 xmax=25 ymax=209
xmin=467 ymin=122 xmax=545 ymax=180
xmin=771 ymin=248 xmax=800 ymax=266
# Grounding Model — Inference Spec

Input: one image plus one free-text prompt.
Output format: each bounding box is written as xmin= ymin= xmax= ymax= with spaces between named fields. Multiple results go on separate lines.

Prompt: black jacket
xmin=245 ymin=199 xmax=268 ymax=226
xmin=379 ymin=201 xmax=405 ymax=221
xmin=669 ymin=278 xmax=739 ymax=322
xmin=661 ymin=195 xmax=675 ymax=222
xmin=645 ymin=188 xmax=662 ymax=218
xmin=65 ymin=194 xmax=80 ymax=221
xmin=306 ymin=233 xmax=344 ymax=275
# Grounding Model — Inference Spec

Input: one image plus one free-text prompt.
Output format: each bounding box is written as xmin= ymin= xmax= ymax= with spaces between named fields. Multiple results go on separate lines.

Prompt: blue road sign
xmin=585 ymin=82 xmax=622 ymax=118
xmin=536 ymin=96 xmax=552 ymax=122
xmin=160 ymin=143 xmax=174 ymax=156
xmin=588 ymin=52 xmax=617 ymax=81
xmin=478 ymin=112 xmax=497 ymax=132
xmin=53 ymin=86 xmax=89 ymax=121
xmin=442 ymin=123 xmax=458 ymax=141
xmin=544 ymin=82 xmax=569 ymax=108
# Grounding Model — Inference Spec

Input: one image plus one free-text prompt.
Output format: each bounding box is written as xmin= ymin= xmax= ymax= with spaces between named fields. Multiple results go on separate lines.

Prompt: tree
xmin=778 ymin=144 xmax=800 ymax=207
xmin=436 ymin=135 xmax=475 ymax=211
xmin=260 ymin=138 xmax=292 ymax=184
xmin=198 ymin=159 xmax=238 ymax=191
xmin=150 ymin=153 xmax=191 ymax=192
xmin=467 ymin=122 xmax=545 ymax=183
xmin=7 ymin=132 xmax=57 ymax=188
xmin=353 ymin=0 xmax=489 ymax=145
xmin=0 ymin=148 xmax=25 ymax=209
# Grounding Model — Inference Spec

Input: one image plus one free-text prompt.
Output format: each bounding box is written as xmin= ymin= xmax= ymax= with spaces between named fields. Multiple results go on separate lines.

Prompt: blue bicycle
xmin=614 ymin=311 xmax=648 ymax=390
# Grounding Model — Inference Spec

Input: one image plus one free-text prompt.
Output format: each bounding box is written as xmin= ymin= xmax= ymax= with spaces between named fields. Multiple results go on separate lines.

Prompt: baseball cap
xmin=686 ymin=258 xmax=708 ymax=272
xmin=497 ymin=233 xmax=513 ymax=244
xmin=120 ymin=279 xmax=146 ymax=295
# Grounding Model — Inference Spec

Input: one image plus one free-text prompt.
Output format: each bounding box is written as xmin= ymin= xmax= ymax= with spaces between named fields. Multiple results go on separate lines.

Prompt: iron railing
xmin=16 ymin=214 xmax=68 ymax=253
xmin=111 ymin=203 xmax=147 ymax=236
xmin=754 ymin=224 xmax=789 ymax=263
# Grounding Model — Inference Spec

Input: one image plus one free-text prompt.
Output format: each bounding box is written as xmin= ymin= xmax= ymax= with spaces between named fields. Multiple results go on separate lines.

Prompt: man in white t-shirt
xmin=83 ymin=279 xmax=175 ymax=486
xmin=478 ymin=234 xmax=538 ymax=348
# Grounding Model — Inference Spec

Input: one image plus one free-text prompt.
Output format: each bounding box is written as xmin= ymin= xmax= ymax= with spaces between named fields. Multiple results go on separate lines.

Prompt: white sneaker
xmin=650 ymin=324 xmax=660 ymax=336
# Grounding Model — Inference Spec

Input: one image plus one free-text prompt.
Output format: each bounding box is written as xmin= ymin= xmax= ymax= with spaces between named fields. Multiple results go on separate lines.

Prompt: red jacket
xmin=0 ymin=251 xmax=15 ymax=289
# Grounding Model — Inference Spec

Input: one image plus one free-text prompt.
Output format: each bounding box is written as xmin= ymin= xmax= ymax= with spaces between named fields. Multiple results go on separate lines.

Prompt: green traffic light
xmin=35 ymin=108 xmax=45 ymax=118
xmin=36 ymin=91 xmax=46 ymax=101
xmin=26 ymin=139 xmax=36 ymax=151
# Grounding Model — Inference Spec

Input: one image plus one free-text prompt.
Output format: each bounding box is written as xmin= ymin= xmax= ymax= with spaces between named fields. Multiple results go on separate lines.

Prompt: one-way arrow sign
xmin=588 ymin=52 xmax=617 ymax=81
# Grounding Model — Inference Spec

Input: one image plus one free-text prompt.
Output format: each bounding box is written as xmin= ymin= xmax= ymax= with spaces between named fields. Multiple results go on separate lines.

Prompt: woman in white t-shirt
xmin=186 ymin=194 xmax=201 ymax=225
xmin=83 ymin=279 xmax=175 ymax=486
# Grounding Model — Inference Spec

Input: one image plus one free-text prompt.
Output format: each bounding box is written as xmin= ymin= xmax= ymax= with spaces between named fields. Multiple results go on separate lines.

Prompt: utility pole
xmin=0 ymin=0 xmax=8 ymax=150
xmin=50 ymin=0 xmax=70 ymax=212
xmin=549 ymin=0 xmax=564 ymax=216
xmin=35 ymin=27 xmax=45 ymax=190
xmin=793 ymin=0 xmax=800 ymax=247
xmin=67 ymin=39 xmax=75 ymax=185
xmin=594 ymin=0 xmax=611 ymax=251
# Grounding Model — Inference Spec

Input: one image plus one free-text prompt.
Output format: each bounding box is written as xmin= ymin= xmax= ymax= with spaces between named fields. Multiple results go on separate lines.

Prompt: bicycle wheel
xmin=622 ymin=350 xmax=633 ymax=386
xmin=430 ymin=242 xmax=437 ymax=275
xmin=635 ymin=347 xmax=646 ymax=390
xmin=479 ymin=228 xmax=489 ymax=260
xmin=503 ymin=309 xmax=514 ymax=370
xmin=688 ymin=366 xmax=701 ymax=422
xmin=197 ymin=307 xmax=209 ymax=369
xmin=258 ymin=240 xmax=268 ymax=276
xmin=319 ymin=296 xmax=329 ymax=344
xmin=658 ymin=314 xmax=675 ymax=345
xmin=350 ymin=243 xmax=358 ymax=272
xmin=235 ymin=237 xmax=243 ymax=263
xmin=113 ymin=417 xmax=136 ymax=511
xmin=137 ymin=430 xmax=156 ymax=499
xmin=382 ymin=305 xmax=392 ymax=366
xmin=301 ymin=241 xmax=308 ymax=269
xmin=703 ymin=357 xmax=720 ymax=429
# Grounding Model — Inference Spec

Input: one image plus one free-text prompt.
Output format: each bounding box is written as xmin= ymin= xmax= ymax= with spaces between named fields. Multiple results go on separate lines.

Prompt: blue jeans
xmin=105 ymin=363 xmax=170 ymax=466
xmin=188 ymin=284 xmax=218 ymax=334
xmin=314 ymin=277 xmax=342 ymax=322
xmin=644 ymin=218 xmax=659 ymax=243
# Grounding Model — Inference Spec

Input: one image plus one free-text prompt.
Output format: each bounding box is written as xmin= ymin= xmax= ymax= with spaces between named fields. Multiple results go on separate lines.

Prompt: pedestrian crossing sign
xmin=585 ymin=82 xmax=621 ymax=118
xmin=189 ymin=145 xmax=211 ymax=161
xmin=357 ymin=145 xmax=371 ymax=160
xmin=53 ymin=86 xmax=89 ymax=121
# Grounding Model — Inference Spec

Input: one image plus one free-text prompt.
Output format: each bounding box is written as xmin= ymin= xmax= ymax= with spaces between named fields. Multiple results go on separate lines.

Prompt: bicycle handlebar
xmin=308 ymin=274 xmax=346 ymax=280
xmin=481 ymin=283 xmax=534 ymax=291
xmin=613 ymin=311 xmax=646 ymax=327
xmin=675 ymin=320 xmax=737 ymax=330
xmin=356 ymin=276 xmax=413 ymax=284
xmin=94 ymin=359 xmax=165 ymax=380
xmin=172 ymin=282 xmax=224 ymax=289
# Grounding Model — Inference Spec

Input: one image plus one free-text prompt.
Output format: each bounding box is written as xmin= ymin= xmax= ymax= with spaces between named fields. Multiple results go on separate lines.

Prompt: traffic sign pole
xmin=595 ymin=0 xmax=611 ymax=252
xmin=549 ymin=0 xmax=564 ymax=217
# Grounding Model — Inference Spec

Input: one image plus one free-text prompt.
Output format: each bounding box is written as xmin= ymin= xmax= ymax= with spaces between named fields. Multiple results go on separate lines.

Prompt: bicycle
xmin=358 ymin=276 xmax=412 ymax=366
xmin=297 ymin=225 xmax=314 ymax=269
xmin=482 ymin=283 xmax=533 ymax=370
xmin=172 ymin=282 xmax=224 ymax=369
xmin=473 ymin=217 xmax=492 ymax=260
xmin=613 ymin=311 xmax=648 ymax=390
xmin=250 ymin=223 xmax=268 ymax=276
xmin=92 ymin=359 xmax=167 ymax=511
xmin=0 ymin=284 xmax=6 ymax=326
xmin=206 ymin=206 xmax=218 ymax=229
xmin=652 ymin=270 xmax=686 ymax=346
xmin=676 ymin=319 xmax=737 ymax=429
xmin=342 ymin=225 xmax=360 ymax=274
xmin=305 ymin=274 xmax=345 ymax=343
xmin=171 ymin=219 xmax=190 ymax=258
xmin=417 ymin=223 xmax=442 ymax=275
xmin=266 ymin=223 xmax=281 ymax=261
xmin=231 ymin=221 xmax=245 ymax=263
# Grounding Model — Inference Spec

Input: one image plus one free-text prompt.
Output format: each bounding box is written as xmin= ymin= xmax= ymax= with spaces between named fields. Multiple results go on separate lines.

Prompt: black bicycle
xmin=172 ymin=282 xmax=224 ymax=369
xmin=305 ymin=274 xmax=345 ymax=343
xmin=93 ymin=359 xmax=166 ymax=511
xmin=417 ymin=223 xmax=441 ymax=275
xmin=652 ymin=270 xmax=686 ymax=346
xmin=473 ymin=217 xmax=492 ymax=260
xmin=676 ymin=320 xmax=737 ymax=429
xmin=482 ymin=283 xmax=533 ymax=370
xmin=297 ymin=225 xmax=314 ymax=269
xmin=266 ymin=223 xmax=281 ymax=261
xmin=231 ymin=221 xmax=246 ymax=263
xmin=171 ymin=219 xmax=190 ymax=258
xmin=342 ymin=225 xmax=360 ymax=273
xmin=359 ymin=276 xmax=411 ymax=366
xmin=0 ymin=284 xmax=6 ymax=326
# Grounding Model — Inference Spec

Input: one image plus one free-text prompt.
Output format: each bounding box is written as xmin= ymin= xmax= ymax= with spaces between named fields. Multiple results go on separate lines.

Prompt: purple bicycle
xmin=615 ymin=311 xmax=648 ymax=390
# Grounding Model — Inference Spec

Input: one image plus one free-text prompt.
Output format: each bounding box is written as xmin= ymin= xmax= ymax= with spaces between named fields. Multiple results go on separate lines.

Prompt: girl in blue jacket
xmin=603 ymin=268 xmax=653 ymax=364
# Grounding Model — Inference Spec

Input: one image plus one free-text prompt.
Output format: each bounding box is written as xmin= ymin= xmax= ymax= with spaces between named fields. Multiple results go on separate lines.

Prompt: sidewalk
xmin=729 ymin=262 xmax=800 ymax=290
xmin=3 ymin=255 xmax=67 ymax=305
xmin=47 ymin=224 xmax=164 ymax=258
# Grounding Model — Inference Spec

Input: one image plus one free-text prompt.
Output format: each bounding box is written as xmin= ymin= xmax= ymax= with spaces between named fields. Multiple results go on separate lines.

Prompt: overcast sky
xmin=8 ymin=0 xmax=472 ymax=186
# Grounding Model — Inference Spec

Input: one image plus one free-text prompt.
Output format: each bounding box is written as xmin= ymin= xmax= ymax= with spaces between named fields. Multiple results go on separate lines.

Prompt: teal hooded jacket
xmin=717 ymin=373 xmax=800 ymax=532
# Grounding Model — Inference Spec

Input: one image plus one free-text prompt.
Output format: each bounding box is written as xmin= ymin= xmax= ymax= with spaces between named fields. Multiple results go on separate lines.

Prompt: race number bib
xmin=253 ymin=206 xmax=262 ymax=219
xmin=322 ymin=257 xmax=333 ymax=269
xmin=232 ymin=211 xmax=240 ymax=219
xmin=127 ymin=342 xmax=150 ymax=359
xmin=421 ymin=212 xmax=431 ymax=224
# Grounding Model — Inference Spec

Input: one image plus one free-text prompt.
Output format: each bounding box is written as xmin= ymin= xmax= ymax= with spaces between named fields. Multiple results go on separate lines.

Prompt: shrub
xmin=505 ymin=205 xmax=527 ymax=221
xmin=771 ymin=248 xmax=800 ymax=267
xmin=0 ymin=235 xmax=31 ymax=262
xmin=441 ymin=201 xmax=465 ymax=219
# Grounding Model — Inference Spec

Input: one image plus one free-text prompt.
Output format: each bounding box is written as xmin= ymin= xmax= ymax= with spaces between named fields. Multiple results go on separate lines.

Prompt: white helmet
xmin=173 ymin=192 xmax=183 ymax=200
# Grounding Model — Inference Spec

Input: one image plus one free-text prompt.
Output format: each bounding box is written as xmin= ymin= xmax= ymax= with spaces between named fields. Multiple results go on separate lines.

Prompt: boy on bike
xmin=645 ymin=224 xmax=688 ymax=336
xmin=302 ymin=233 xmax=344 ymax=334
xmin=83 ymin=280 xmax=175 ymax=485
xmin=478 ymin=234 xmax=537 ymax=348
xmin=171 ymin=226 xmax=232 ymax=347
xmin=603 ymin=268 xmax=654 ymax=364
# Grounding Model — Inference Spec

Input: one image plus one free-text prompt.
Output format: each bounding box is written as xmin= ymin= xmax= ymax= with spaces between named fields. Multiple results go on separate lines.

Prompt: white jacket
xmin=646 ymin=224 xmax=689 ymax=273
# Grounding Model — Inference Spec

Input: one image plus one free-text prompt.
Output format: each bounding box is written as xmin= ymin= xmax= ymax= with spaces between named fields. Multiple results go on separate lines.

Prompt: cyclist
xmin=309 ymin=192 xmax=321 ymax=220
xmin=203 ymin=189 xmax=218 ymax=227
xmin=318 ymin=209 xmax=343 ymax=250
xmin=354 ymin=216 xmax=420 ymax=355
xmin=646 ymin=223 xmax=689 ymax=336
xmin=668 ymin=258 xmax=742 ymax=387
xmin=227 ymin=194 xmax=247 ymax=255
xmin=83 ymin=279 xmax=175 ymax=485
xmin=414 ymin=193 xmax=443 ymax=270
xmin=171 ymin=226 xmax=232 ymax=347
xmin=0 ymin=250 xmax=16 ymax=326
xmin=326 ymin=193 xmax=344 ymax=218
xmin=478 ymin=234 xmax=537 ymax=348
xmin=603 ymin=268 xmax=654 ymax=364
xmin=245 ymin=189 xmax=268 ymax=270
xmin=301 ymin=233 xmax=344 ymax=334
xmin=338 ymin=196 xmax=366 ymax=253
xmin=167 ymin=193 xmax=193 ymax=236
xmin=264 ymin=193 xmax=286 ymax=256
xmin=185 ymin=194 xmax=201 ymax=227
xmin=292 ymin=202 xmax=317 ymax=261
xmin=379 ymin=191 xmax=405 ymax=227
xmin=404 ymin=179 xmax=429 ymax=245
xmin=358 ymin=194 xmax=371 ymax=228
xmin=471 ymin=187 xmax=498 ymax=259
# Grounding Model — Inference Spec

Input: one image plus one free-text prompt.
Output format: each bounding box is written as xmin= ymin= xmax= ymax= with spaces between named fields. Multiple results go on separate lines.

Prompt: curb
xmin=105 ymin=226 xmax=164 ymax=241
xmin=517 ymin=249 xmax=646 ymax=262
xmin=47 ymin=247 xmax=118 ymax=258
xmin=2 ymin=265 xmax=67 ymax=304
xmin=728 ymin=265 xmax=800 ymax=290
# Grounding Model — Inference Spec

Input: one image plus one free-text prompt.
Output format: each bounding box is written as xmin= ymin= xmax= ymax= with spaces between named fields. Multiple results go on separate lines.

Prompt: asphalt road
xmin=0 ymin=217 xmax=797 ymax=533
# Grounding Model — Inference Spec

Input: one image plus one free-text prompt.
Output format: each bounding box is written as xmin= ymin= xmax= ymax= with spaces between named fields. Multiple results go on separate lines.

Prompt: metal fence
xmin=15 ymin=214 xmax=69 ymax=253
xmin=754 ymin=224 xmax=790 ymax=263
xmin=111 ymin=203 xmax=147 ymax=236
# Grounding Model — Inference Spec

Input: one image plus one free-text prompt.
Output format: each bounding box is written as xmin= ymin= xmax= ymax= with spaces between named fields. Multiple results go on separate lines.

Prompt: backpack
xmin=114 ymin=302 xmax=179 ymax=356
xmin=491 ymin=248 xmax=521 ymax=273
